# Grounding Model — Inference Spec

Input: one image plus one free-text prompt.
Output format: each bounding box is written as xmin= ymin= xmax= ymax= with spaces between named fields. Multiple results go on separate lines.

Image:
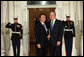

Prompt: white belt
xmin=64 ymin=29 xmax=73 ymax=31
xmin=12 ymin=32 xmax=20 ymax=34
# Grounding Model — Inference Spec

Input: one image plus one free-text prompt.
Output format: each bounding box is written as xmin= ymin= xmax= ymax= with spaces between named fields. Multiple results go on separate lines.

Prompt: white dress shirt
xmin=51 ymin=19 xmax=56 ymax=25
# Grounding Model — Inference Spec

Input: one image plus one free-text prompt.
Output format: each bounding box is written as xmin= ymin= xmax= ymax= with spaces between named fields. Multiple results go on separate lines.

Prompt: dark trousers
xmin=37 ymin=47 xmax=46 ymax=56
xmin=64 ymin=38 xmax=73 ymax=56
xmin=12 ymin=40 xmax=20 ymax=56
xmin=49 ymin=45 xmax=62 ymax=56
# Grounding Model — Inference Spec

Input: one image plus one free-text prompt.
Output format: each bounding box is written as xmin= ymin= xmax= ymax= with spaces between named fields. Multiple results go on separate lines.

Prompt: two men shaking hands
xmin=35 ymin=11 xmax=63 ymax=56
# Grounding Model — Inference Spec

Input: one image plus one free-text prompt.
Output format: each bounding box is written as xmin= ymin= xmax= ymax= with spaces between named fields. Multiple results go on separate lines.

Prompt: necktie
xmin=43 ymin=24 xmax=47 ymax=32
xmin=51 ymin=21 xmax=54 ymax=30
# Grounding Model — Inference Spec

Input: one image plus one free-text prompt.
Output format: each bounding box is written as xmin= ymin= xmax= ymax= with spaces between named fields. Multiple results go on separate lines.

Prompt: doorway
xmin=28 ymin=8 xmax=55 ymax=56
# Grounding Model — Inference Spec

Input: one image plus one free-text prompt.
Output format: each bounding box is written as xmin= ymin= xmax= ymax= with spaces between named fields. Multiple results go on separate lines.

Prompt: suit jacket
xmin=48 ymin=19 xmax=63 ymax=46
xmin=35 ymin=21 xmax=48 ymax=48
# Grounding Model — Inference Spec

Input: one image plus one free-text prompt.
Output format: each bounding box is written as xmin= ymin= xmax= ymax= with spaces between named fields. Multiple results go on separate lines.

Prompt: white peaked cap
xmin=13 ymin=16 xmax=18 ymax=18
xmin=65 ymin=14 xmax=70 ymax=17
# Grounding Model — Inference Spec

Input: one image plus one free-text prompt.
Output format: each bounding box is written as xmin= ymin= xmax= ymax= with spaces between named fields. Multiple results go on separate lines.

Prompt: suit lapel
xmin=40 ymin=22 xmax=47 ymax=33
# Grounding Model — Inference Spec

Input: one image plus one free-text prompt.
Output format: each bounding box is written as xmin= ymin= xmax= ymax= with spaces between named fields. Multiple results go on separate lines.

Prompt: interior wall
xmin=1 ymin=1 xmax=83 ymax=56
xmin=1 ymin=1 xmax=10 ymax=56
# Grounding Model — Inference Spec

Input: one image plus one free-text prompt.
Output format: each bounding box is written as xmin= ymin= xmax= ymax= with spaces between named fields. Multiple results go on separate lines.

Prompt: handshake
xmin=20 ymin=34 xmax=23 ymax=39
xmin=47 ymin=34 xmax=51 ymax=40
xmin=37 ymin=34 xmax=61 ymax=48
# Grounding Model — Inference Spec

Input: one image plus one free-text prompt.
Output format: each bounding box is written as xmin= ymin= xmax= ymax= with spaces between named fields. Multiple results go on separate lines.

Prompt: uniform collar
xmin=66 ymin=20 xmax=70 ymax=22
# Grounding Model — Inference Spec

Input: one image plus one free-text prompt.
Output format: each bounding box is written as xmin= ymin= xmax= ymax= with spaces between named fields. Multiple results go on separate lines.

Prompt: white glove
xmin=73 ymin=37 xmax=75 ymax=38
xmin=73 ymin=37 xmax=75 ymax=44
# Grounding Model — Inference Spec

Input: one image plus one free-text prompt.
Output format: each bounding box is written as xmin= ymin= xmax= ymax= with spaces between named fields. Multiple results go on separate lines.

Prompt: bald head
xmin=50 ymin=11 xmax=56 ymax=20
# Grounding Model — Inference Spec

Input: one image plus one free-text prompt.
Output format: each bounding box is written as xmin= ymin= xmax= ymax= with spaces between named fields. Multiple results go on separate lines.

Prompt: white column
xmin=69 ymin=1 xmax=75 ymax=21
xmin=56 ymin=1 xmax=64 ymax=20
xmin=22 ymin=8 xmax=29 ymax=56
xmin=63 ymin=1 xmax=70 ymax=21
xmin=1 ymin=1 xmax=5 ymax=56
xmin=1 ymin=1 xmax=11 ymax=56
xmin=1 ymin=2 xmax=5 ymax=55
xmin=81 ymin=34 xmax=83 ymax=56
xmin=79 ymin=1 xmax=83 ymax=56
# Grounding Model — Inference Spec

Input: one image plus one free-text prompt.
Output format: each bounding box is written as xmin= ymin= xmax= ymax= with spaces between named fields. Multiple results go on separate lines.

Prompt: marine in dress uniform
xmin=63 ymin=15 xmax=75 ymax=56
xmin=5 ymin=17 xmax=23 ymax=56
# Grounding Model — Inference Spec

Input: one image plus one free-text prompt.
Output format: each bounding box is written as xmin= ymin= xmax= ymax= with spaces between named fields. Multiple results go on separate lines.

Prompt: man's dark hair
xmin=39 ymin=13 xmax=46 ymax=18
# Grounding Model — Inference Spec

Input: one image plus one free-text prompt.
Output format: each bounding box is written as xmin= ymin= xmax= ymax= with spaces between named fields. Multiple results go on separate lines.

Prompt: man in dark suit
xmin=35 ymin=14 xmax=48 ymax=56
xmin=47 ymin=12 xmax=63 ymax=56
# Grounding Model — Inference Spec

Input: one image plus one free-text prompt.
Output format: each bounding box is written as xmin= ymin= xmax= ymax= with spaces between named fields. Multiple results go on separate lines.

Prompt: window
xmin=27 ymin=1 xmax=56 ymax=5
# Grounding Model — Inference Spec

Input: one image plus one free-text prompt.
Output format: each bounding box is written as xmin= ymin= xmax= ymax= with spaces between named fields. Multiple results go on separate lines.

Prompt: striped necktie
xmin=51 ymin=21 xmax=54 ymax=30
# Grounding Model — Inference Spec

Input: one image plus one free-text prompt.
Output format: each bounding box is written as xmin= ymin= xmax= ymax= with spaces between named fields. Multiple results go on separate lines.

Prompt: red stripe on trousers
xmin=19 ymin=40 xmax=21 ymax=56
xmin=65 ymin=49 xmax=67 ymax=56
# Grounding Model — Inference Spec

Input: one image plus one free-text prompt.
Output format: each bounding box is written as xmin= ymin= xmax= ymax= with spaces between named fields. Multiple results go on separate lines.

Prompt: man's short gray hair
xmin=50 ymin=11 xmax=56 ymax=16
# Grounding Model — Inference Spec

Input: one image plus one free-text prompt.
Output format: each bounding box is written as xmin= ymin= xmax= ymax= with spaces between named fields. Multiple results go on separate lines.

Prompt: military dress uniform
xmin=5 ymin=22 xmax=23 ymax=56
xmin=64 ymin=19 xmax=75 ymax=56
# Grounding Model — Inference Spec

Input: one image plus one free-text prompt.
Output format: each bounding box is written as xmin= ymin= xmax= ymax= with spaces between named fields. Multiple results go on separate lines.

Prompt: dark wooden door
xmin=28 ymin=8 xmax=55 ymax=56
